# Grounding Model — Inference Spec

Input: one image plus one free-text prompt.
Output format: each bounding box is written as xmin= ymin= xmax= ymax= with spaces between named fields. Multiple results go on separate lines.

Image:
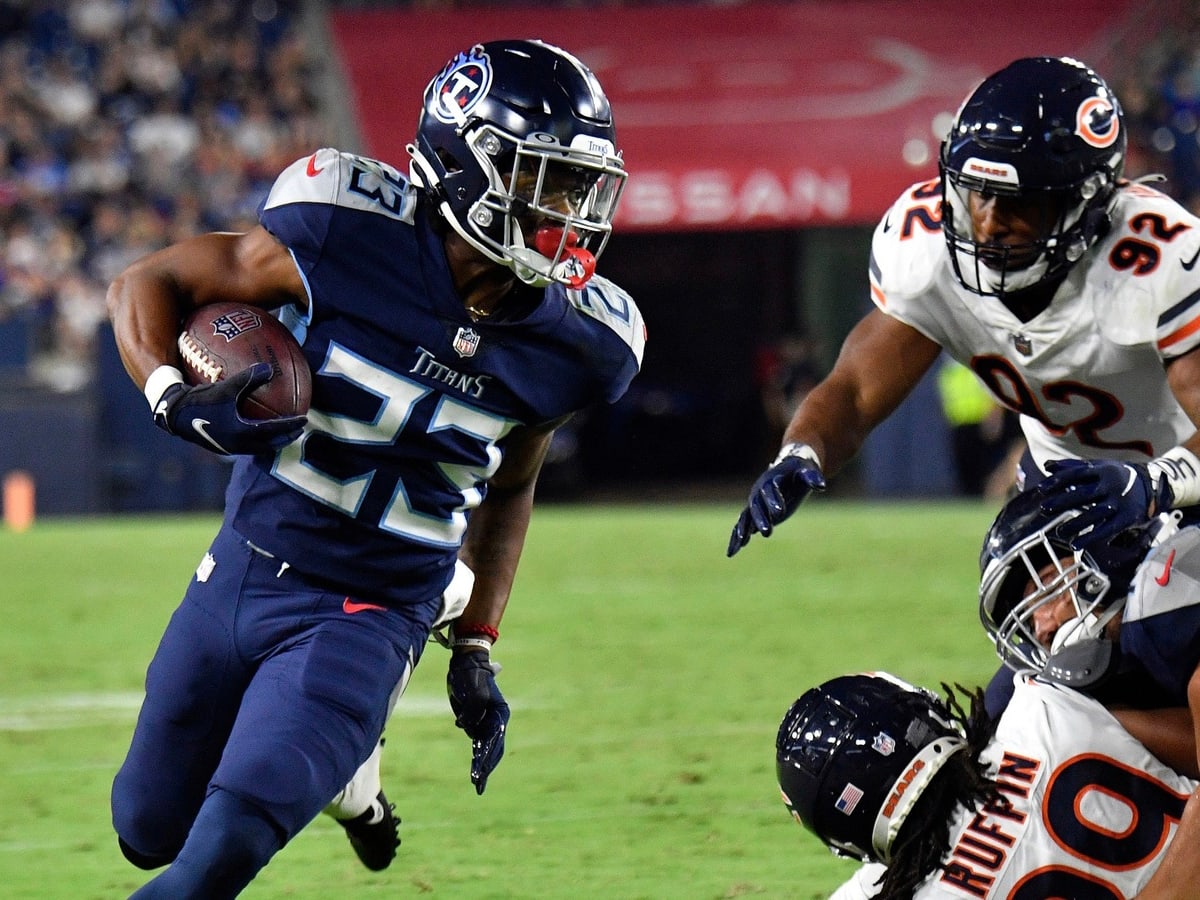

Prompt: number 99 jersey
xmin=868 ymin=179 xmax=1200 ymax=474
xmin=830 ymin=677 xmax=1196 ymax=899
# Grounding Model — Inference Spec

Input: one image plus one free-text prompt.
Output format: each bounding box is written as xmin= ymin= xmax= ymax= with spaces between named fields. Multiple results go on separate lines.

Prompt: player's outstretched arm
xmin=728 ymin=311 xmax=940 ymax=555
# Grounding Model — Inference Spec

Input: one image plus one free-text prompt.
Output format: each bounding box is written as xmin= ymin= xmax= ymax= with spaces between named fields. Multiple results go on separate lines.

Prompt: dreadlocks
xmin=871 ymin=683 xmax=1000 ymax=900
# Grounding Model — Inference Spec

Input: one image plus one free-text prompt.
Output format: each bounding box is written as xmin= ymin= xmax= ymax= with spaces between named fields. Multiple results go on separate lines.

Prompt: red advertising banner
xmin=330 ymin=1 xmax=1145 ymax=231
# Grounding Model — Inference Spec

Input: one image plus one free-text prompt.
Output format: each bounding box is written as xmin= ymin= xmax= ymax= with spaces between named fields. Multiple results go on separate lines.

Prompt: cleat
xmin=337 ymin=790 xmax=400 ymax=871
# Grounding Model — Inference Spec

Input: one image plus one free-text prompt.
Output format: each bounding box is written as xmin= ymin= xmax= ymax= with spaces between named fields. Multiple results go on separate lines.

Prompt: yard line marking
xmin=0 ymin=691 xmax=459 ymax=732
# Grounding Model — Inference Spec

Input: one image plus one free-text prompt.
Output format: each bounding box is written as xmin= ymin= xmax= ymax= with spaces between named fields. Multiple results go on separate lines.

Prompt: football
xmin=177 ymin=302 xmax=312 ymax=420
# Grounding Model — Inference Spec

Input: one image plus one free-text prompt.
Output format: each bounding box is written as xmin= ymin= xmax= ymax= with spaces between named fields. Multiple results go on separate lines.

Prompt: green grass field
xmin=0 ymin=500 xmax=1000 ymax=899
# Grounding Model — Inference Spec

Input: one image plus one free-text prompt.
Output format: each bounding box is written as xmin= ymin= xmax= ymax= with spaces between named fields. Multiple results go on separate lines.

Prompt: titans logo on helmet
xmin=432 ymin=45 xmax=492 ymax=125
xmin=1075 ymin=95 xmax=1120 ymax=149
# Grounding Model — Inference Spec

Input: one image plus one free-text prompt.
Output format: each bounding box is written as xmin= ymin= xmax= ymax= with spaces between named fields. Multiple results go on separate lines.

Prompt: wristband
xmin=773 ymin=442 xmax=821 ymax=468
xmin=454 ymin=622 xmax=499 ymax=643
xmin=1148 ymin=446 xmax=1200 ymax=507
xmin=450 ymin=637 xmax=493 ymax=653
xmin=144 ymin=365 xmax=185 ymax=412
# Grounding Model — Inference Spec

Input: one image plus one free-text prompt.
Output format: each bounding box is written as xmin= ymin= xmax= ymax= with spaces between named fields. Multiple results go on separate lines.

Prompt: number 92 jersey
xmin=868 ymin=179 xmax=1200 ymax=473
xmin=223 ymin=148 xmax=645 ymax=605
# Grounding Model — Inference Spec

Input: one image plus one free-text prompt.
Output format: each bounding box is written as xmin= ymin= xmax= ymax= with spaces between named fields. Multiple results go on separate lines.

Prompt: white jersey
xmin=869 ymin=180 xmax=1200 ymax=472
xmin=830 ymin=678 xmax=1196 ymax=899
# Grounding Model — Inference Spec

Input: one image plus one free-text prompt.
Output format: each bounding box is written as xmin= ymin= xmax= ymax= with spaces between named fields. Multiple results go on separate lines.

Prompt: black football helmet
xmin=407 ymin=39 xmax=626 ymax=289
xmin=940 ymin=57 xmax=1125 ymax=298
xmin=978 ymin=489 xmax=1161 ymax=675
xmin=776 ymin=672 xmax=967 ymax=863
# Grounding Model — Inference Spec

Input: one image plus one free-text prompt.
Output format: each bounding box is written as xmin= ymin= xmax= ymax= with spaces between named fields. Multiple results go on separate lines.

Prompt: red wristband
xmin=455 ymin=622 xmax=499 ymax=642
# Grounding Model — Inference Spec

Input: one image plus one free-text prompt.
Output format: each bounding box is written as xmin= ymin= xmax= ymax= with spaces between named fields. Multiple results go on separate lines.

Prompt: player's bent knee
xmin=118 ymin=835 xmax=177 ymax=870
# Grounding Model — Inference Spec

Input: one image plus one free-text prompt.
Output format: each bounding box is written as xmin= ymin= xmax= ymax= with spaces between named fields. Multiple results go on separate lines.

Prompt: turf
xmin=0 ymin=499 xmax=999 ymax=898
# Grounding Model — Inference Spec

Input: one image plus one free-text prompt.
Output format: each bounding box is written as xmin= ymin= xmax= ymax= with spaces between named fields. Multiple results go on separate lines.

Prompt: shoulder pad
xmin=569 ymin=275 xmax=646 ymax=368
xmin=262 ymin=149 xmax=417 ymax=223
xmin=1126 ymin=526 xmax=1200 ymax=623
xmin=869 ymin=180 xmax=944 ymax=310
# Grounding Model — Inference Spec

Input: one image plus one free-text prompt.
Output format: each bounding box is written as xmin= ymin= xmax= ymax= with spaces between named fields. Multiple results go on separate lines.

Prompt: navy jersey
xmin=224 ymin=148 xmax=645 ymax=604
xmin=1119 ymin=524 xmax=1200 ymax=703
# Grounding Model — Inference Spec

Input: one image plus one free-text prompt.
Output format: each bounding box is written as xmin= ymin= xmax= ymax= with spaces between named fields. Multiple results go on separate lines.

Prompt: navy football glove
xmin=447 ymin=650 xmax=509 ymax=795
xmin=153 ymin=362 xmax=306 ymax=456
xmin=1036 ymin=458 xmax=1172 ymax=547
xmin=728 ymin=444 xmax=826 ymax=556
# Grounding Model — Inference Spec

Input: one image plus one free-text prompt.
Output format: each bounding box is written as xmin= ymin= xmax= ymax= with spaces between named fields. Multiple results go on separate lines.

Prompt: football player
xmin=106 ymin=40 xmax=644 ymax=897
xmin=776 ymin=671 xmax=1200 ymax=899
xmin=979 ymin=489 xmax=1200 ymax=777
xmin=728 ymin=56 xmax=1200 ymax=557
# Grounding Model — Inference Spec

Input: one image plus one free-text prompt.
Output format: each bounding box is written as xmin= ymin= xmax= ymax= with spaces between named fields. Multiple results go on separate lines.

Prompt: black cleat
xmin=337 ymin=791 xmax=400 ymax=871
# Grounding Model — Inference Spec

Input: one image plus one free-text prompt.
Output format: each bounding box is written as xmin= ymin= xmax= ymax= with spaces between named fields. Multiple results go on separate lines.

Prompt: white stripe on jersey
xmin=570 ymin=275 xmax=647 ymax=367
xmin=262 ymin=148 xmax=417 ymax=223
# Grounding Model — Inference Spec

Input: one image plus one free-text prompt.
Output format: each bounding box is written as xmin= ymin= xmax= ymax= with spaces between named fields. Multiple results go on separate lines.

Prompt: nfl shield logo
xmin=212 ymin=309 xmax=263 ymax=341
xmin=453 ymin=326 xmax=481 ymax=358
xmin=1012 ymin=333 xmax=1033 ymax=356
xmin=872 ymin=732 xmax=896 ymax=756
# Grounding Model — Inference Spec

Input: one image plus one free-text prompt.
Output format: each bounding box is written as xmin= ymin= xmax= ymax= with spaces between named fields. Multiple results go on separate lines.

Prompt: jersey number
xmin=972 ymin=355 xmax=1153 ymax=456
xmin=1007 ymin=754 xmax=1187 ymax=899
xmin=271 ymin=342 xmax=514 ymax=546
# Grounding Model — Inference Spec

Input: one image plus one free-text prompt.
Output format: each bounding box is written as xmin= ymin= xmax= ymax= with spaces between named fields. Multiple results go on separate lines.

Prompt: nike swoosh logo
xmin=1156 ymin=548 xmax=1177 ymax=586
xmin=343 ymin=597 xmax=387 ymax=615
xmin=306 ymin=153 xmax=324 ymax=177
xmin=190 ymin=418 xmax=230 ymax=454
xmin=881 ymin=211 xmax=893 ymax=233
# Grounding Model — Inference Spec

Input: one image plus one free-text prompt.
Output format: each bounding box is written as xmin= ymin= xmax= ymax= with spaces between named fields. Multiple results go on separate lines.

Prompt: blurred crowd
xmin=0 ymin=0 xmax=322 ymax=390
xmin=1115 ymin=13 xmax=1200 ymax=213
xmin=1 ymin=1 xmax=1199 ymax=392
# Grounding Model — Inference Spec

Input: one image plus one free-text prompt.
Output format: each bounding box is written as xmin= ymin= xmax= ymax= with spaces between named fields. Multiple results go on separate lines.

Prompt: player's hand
xmin=728 ymin=445 xmax=826 ymax=556
xmin=447 ymin=650 xmax=509 ymax=795
xmin=1036 ymin=458 xmax=1171 ymax=547
xmin=153 ymin=363 xmax=306 ymax=456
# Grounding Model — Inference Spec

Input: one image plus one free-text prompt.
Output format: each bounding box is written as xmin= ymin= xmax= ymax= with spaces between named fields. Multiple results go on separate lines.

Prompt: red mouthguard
xmin=535 ymin=227 xmax=595 ymax=288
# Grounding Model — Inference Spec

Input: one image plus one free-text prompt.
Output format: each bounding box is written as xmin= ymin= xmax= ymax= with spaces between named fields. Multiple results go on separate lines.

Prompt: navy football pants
xmin=112 ymin=524 xmax=439 ymax=898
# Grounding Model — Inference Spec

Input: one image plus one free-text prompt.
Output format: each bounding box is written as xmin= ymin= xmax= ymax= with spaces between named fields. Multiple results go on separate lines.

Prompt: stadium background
xmin=0 ymin=0 xmax=1195 ymax=515
xmin=0 ymin=4 xmax=1196 ymax=897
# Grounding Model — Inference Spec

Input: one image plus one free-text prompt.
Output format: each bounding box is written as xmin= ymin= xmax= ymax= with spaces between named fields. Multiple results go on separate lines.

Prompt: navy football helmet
xmin=776 ymin=673 xmax=967 ymax=863
xmin=978 ymin=489 xmax=1162 ymax=675
xmin=408 ymin=40 xmax=626 ymax=289
xmin=940 ymin=57 xmax=1125 ymax=298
